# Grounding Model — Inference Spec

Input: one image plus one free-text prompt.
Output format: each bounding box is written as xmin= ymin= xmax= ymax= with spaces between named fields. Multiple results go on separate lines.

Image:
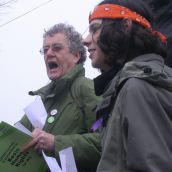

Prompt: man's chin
xmin=91 ymin=61 xmax=98 ymax=69
xmin=48 ymin=74 xmax=60 ymax=80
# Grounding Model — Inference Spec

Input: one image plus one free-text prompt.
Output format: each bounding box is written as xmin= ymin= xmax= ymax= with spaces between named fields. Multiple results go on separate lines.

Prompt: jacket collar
xmin=93 ymin=66 xmax=121 ymax=96
xmin=29 ymin=64 xmax=85 ymax=99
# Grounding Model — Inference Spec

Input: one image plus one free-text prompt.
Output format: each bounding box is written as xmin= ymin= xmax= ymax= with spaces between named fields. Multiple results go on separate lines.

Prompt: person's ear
xmin=73 ymin=52 xmax=81 ymax=64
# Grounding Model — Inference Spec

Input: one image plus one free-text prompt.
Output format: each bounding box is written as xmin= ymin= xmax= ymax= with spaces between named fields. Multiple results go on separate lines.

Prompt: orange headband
xmin=89 ymin=4 xmax=167 ymax=43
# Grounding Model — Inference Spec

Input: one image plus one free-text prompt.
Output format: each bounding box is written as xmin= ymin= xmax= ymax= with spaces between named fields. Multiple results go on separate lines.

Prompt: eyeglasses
xmin=89 ymin=23 xmax=102 ymax=33
xmin=39 ymin=43 xmax=66 ymax=55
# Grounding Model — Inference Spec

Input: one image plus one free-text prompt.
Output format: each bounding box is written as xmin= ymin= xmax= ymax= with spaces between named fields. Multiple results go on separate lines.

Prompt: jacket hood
xmin=105 ymin=54 xmax=172 ymax=97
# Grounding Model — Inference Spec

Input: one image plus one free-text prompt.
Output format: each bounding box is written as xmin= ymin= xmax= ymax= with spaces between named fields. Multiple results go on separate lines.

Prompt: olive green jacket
xmin=96 ymin=54 xmax=172 ymax=172
xmin=20 ymin=64 xmax=101 ymax=172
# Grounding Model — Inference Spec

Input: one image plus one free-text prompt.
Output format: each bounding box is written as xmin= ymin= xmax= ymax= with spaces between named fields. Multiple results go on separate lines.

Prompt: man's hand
xmin=21 ymin=128 xmax=55 ymax=153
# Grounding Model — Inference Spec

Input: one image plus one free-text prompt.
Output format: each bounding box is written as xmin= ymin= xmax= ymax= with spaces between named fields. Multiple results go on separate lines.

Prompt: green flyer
xmin=0 ymin=121 xmax=47 ymax=172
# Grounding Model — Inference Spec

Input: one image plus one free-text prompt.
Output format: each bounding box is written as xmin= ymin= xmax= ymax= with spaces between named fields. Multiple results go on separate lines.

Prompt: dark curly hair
xmin=96 ymin=0 xmax=167 ymax=68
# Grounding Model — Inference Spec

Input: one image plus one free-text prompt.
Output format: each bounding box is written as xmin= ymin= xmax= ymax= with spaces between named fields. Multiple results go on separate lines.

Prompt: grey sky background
xmin=0 ymin=0 xmax=100 ymax=125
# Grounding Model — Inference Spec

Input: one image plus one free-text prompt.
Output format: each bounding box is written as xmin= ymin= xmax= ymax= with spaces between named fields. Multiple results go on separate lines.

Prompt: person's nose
xmin=46 ymin=46 xmax=55 ymax=57
xmin=82 ymin=33 xmax=92 ymax=47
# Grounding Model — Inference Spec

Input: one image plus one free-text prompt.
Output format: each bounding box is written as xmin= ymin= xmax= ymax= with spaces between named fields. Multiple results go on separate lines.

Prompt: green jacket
xmin=96 ymin=54 xmax=172 ymax=172
xmin=20 ymin=64 xmax=101 ymax=172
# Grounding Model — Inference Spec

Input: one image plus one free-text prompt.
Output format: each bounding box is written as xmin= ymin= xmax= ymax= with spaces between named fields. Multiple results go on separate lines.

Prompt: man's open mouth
xmin=48 ymin=61 xmax=58 ymax=69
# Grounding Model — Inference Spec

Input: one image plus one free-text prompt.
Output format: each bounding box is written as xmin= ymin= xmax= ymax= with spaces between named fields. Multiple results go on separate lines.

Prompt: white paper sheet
xmin=14 ymin=121 xmax=32 ymax=136
xmin=42 ymin=151 xmax=62 ymax=172
xmin=23 ymin=96 xmax=47 ymax=128
xmin=59 ymin=147 xmax=77 ymax=172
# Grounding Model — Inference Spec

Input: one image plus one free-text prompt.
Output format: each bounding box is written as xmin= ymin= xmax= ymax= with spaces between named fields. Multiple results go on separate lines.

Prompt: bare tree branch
xmin=0 ymin=0 xmax=17 ymax=16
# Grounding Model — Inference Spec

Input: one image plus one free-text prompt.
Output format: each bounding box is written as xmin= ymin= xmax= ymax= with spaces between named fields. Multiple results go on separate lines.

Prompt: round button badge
xmin=47 ymin=116 xmax=55 ymax=123
xmin=50 ymin=109 xmax=58 ymax=116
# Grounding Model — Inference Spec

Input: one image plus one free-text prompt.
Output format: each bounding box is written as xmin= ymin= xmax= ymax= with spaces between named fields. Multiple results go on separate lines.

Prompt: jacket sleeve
xmin=54 ymin=77 xmax=101 ymax=170
xmin=120 ymin=78 xmax=172 ymax=172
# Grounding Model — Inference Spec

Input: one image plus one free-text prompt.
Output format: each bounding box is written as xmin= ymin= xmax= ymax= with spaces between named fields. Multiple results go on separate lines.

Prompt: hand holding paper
xmin=21 ymin=128 xmax=55 ymax=153
xmin=15 ymin=122 xmax=64 ymax=172
xmin=22 ymin=96 xmax=78 ymax=172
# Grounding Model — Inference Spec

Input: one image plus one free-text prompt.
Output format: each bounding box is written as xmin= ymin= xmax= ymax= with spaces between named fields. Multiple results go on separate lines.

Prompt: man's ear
xmin=74 ymin=52 xmax=81 ymax=63
xmin=122 ymin=18 xmax=133 ymax=31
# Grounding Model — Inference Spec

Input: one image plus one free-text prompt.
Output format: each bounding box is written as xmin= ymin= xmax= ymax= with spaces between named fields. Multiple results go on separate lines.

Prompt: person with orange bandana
xmin=83 ymin=0 xmax=172 ymax=171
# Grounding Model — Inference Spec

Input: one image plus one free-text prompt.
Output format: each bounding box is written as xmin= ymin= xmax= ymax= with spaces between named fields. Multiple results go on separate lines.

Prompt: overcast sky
xmin=0 ymin=0 xmax=100 ymax=125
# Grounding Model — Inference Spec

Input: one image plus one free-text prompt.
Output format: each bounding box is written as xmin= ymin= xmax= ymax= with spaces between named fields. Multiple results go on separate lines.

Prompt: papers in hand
xmin=59 ymin=147 xmax=78 ymax=172
xmin=22 ymin=95 xmax=78 ymax=172
xmin=14 ymin=122 xmax=77 ymax=172
xmin=42 ymin=147 xmax=77 ymax=172
xmin=23 ymin=96 xmax=47 ymax=129
xmin=42 ymin=151 xmax=62 ymax=172
xmin=14 ymin=122 xmax=32 ymax=136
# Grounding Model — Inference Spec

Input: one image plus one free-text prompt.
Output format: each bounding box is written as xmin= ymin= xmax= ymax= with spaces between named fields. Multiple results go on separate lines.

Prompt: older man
xmin=20 ymin=23 xmax=101 ymax=172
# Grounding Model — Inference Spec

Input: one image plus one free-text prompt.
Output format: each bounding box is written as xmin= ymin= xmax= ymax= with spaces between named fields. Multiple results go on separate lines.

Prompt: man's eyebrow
xmin=43 ymin=43 xmax=62 ymax=47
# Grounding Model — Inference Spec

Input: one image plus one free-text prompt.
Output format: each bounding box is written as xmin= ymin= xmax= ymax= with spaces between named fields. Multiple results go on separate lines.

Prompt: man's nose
xmin=46 ymin=47 xmax=55 ymax=56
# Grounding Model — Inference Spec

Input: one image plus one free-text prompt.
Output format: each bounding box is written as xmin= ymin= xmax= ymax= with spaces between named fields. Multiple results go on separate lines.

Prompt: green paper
xmin=0 ymin=121 xmax=47 ymax=172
